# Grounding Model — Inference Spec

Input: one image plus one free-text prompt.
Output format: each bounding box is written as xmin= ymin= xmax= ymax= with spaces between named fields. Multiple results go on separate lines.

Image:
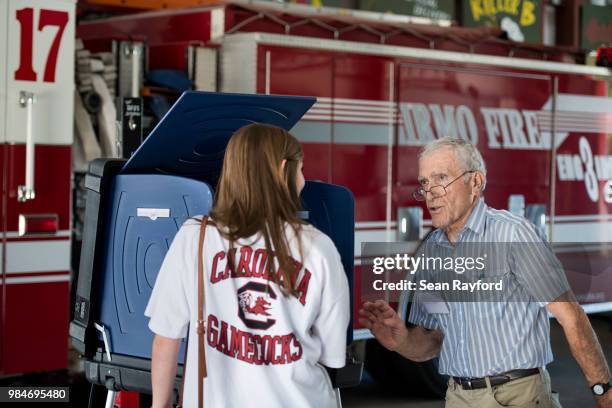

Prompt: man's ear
xmin=473 ymin=172 xmax=485 ymax=193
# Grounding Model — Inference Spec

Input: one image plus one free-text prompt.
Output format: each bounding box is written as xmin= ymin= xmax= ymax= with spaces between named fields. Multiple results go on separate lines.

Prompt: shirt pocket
xmin=468 ymin=267 xmax=511 ymax=306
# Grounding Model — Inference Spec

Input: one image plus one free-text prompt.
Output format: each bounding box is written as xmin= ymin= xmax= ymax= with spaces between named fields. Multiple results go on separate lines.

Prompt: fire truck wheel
xmin=365 ymin=338 xmax=447 ymax=398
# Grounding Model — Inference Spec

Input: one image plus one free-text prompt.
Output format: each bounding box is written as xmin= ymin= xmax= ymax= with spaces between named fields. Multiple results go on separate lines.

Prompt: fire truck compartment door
xmin=120 ymin=91 xmax=316 ymax=187
xmin=301 ymin=181 xmax=355 ymax=344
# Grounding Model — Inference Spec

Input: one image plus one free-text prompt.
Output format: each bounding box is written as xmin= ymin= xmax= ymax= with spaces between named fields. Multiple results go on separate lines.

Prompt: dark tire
xmin=365 ymin=338 xmax=448 ymax=398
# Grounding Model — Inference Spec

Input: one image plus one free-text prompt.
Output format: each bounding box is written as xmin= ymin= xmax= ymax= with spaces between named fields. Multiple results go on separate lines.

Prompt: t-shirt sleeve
xmin=311 ymin=235 xmax=350 ymax=368
xmin=510 ymin=219 xmax=571 ymax=307
xmin=144 ymin=222 xmax=196 ymax=339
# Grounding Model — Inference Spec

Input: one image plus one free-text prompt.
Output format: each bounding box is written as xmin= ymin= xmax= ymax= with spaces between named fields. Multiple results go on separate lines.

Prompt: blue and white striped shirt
xmin=408 ymin=199 xmax=570 ymax=378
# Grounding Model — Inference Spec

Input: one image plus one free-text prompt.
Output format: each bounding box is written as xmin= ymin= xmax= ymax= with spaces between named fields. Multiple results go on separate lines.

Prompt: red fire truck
xmin=75 ymin=1 xmax=612 ymax=394
xmin=3 ymin=0 xmax=612 ymax=397
xmin=76 ymin=0 xmax=612 ymax=312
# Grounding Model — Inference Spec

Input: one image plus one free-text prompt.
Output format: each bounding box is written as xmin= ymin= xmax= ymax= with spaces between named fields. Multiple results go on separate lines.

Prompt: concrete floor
xmin=342 ymin=312 xmax=612 ymax=408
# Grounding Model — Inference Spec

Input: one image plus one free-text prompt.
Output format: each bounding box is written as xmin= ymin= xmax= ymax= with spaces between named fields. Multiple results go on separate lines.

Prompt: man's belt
xmin=452 ymin=368 xmax=540 ymax=390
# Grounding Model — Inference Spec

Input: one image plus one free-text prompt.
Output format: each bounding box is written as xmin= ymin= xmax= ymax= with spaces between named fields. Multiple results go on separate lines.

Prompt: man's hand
xmin=596 ymin=390 xmax=612 ymax=408
xmin=358 ymin=300 xmax=408 ymax=352
xmin=358 ymin=299 xmax=443 ymax=361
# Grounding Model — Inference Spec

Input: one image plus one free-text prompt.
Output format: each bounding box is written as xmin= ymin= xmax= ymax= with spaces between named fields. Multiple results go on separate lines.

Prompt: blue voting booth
xmin=69 ymin=91 xmax=360 ymax=399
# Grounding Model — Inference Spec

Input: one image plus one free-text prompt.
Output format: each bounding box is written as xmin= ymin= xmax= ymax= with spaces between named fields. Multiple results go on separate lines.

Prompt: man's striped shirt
xmin=408 ymin=199 xmax=570 ymax=377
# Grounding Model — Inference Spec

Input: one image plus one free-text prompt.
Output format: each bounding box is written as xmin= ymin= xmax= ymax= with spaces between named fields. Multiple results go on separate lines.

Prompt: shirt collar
xmin=464 ymin=198 xmax=487 ymax=236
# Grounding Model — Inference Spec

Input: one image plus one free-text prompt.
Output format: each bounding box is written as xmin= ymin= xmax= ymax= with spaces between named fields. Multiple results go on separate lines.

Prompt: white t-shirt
xmin=145 ymin=217 xmax=350 ymax=408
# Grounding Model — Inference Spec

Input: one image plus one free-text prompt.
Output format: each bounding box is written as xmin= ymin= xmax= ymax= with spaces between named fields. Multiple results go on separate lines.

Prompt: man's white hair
xmin=419 ymin=137 xmax=487 ymax=190
xmin=419 ymin=137 xmax=487 ymax=174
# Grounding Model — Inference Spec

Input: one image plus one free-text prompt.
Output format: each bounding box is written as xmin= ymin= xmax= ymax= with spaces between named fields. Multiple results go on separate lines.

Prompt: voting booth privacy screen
xmin=69 ymin=91 xmax=356 ymax=394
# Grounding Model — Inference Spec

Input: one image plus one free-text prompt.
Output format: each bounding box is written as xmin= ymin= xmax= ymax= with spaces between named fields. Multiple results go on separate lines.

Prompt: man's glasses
xmin=412 ymin=170 xmax=476 ymax=202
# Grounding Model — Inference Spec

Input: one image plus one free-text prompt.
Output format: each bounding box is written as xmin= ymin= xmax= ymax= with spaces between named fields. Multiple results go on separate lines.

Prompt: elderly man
xmin=359 ymin=137 xmax=611 ymax=407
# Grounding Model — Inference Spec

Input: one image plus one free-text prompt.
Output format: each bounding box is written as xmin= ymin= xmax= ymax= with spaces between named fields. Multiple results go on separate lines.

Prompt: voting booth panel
xmin=99 ymin=174 xmax=214 ymax=361
xmin=300 ymin=181 xmax=355 ymax=344
xmin=69 ymin=91 xmax=360 ymax=396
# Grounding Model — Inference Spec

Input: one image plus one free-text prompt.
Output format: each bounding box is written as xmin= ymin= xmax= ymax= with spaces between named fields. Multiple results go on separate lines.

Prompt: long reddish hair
xmin=210 ymin=123 xmax=305 ymax=295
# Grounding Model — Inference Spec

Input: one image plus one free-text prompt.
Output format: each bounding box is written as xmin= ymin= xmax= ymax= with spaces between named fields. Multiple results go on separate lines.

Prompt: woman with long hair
xmin=146 ymin=123 xmax=350 ymax=407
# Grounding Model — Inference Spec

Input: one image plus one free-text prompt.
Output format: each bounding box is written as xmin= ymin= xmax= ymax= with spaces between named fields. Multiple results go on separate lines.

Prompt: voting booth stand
xmin=69 ymin=92 xmax=362 ymax=407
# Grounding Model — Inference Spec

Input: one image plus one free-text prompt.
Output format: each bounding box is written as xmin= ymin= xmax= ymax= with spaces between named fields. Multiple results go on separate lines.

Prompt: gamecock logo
xmin=237 ymin=282 xmax=276 ymax=330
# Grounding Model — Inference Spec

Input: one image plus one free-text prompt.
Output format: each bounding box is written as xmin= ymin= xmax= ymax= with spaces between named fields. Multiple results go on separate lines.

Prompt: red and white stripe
xmin=537 ymin=111 xmax=612 ymax=134
xmin=302 ymin=97 xmax=399 ymax=124
xmin=301 ymin=95 xmax=612 ymax=134
xmin=2 ymin=231 xmax=71 ymax=285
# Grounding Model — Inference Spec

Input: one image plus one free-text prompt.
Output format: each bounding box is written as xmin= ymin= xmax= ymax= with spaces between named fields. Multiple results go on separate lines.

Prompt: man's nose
xmin=426 ymin=190 xmax=438 ymax=201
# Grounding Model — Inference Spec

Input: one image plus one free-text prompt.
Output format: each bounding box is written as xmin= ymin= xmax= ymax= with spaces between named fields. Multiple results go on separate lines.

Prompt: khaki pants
xmin=445 ymin=368 xmax=562 ymax=408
